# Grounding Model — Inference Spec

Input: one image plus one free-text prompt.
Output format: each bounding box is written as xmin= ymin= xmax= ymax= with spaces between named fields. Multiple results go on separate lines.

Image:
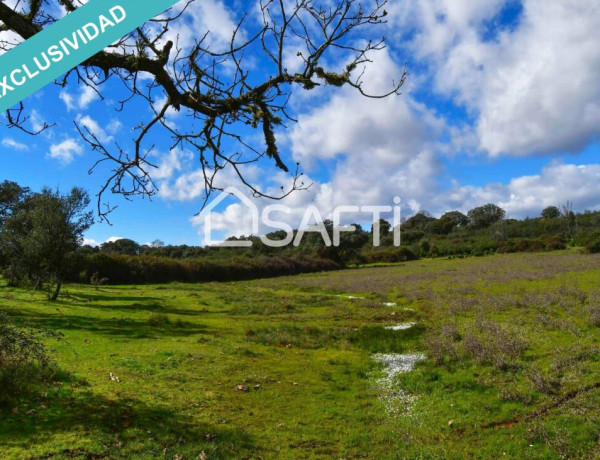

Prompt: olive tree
xmin=541 ymin=206 xmax=560 ymax=219
xmin=100 ymin=238 xmax=140 ymax=256
xmin=440 ymin=211 xmax=469 ymax=228
xmin=467 ymin=204 xmax=506 ymax=230
xmin=0 ymin=181 xmax=29 ymax=226
xmin=0 ymin=188 xmax=93 ymax=300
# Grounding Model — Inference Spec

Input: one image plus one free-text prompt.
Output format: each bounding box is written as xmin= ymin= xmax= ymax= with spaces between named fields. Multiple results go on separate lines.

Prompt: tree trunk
xmin=50 ymin=280 xmax=62 ymax=301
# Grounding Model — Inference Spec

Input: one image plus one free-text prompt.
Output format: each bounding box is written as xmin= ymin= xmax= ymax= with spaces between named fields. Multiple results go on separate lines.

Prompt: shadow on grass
xmin=5 ymin=308 xmax=212 ymax=339
xmin=0 ymin=387 xmax=254 ymax=458
xmin=245 ymin=324 xmax=349 ymax=349
xmin=64 ymin=299 xmax=210 ymax=317
xmin=60 ymin=291 xmax=163 ymax=303
xmin=244 ymin=323 xmax=427 ymax=351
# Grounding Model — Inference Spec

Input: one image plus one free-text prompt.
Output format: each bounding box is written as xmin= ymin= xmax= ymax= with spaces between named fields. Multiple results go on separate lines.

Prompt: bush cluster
xmin=425 ymin=320 xmax=528 ymax=371
xmin=362 ymin=247 xmax=418 ymax=263
xmin=0 ymin=311 xmax=62 ymax=407
xmin=426 ymin=235 xmax=566 ymax=258
xmin=68 ymin=253 xmax=340 ymax=285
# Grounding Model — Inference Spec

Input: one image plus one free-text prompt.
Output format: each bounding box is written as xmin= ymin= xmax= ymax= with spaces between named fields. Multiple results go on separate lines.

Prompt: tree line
xmin=84 ymin=201 xmax=599 ymax=263
xmin=2 ymin=180 xmax=600 ymax=293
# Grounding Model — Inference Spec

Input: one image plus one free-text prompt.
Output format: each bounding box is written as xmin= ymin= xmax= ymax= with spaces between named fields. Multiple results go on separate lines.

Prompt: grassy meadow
xmin=1 ymin=250 xmax=600 ymax=458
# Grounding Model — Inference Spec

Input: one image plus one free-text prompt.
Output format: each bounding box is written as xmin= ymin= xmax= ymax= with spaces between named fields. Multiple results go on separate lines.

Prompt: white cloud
xmin=2 ymin=138 xmax=28 ymax=151
xmin=152 ymin=149 xmax=193 ymax=181
xmin=58 ymin=92 xmax=74 ymax=111
xmin=392 ymin=0 xmax=600 ymax=157
xmin=158 ymin=170 xmax=209 ymax=201
xmin=191 ymin=200 xmax=257 ymax=240
xmin=475 ymin=0 xmax=600 ymax=156
xmin=82 ymin=238 xmax=100 ymax=247
xmin=48 ymin=138 xmax=84 ymax=164
xmin=60 ymin=85 xmax=98 ymax=111
xmin=290 ymin=94 xmax=442 ymax=167
xmin=29 ymin=110 xmax=47 ymax=133
xmin=76 ymin=115 xmax=113 ymax=143
xmin=0 ymin=29 xmax=23 ymax=55
xmin=159 ymin=163 xmax=262 ymax=202
xmin=391 ymin=0 xmax=506 ymax=59
xmin=158 ymin=49 xmax=449 ymax=241
xmin=0 ymin=1 xmax=24 ymax=55
xmin=158 ymin=0 xmax=238 ymax=52
xmin=290 ymin=49 xmax=445 ymax=166
xmin=279 ymin=49 xmax=447 ymax=222
xmin=189 ymin=159 xmax=600 ymax=244
xmin=105 ymin=236 xmax=125 ymax=243
xmin=438 ymin=162 xmax=600 ymax=218
xmin=106 ymin=119 xmax=123 ymax=135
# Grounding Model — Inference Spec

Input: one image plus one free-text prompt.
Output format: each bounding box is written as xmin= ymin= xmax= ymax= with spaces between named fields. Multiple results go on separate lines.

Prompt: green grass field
xmin=2 ymin=251 xmax=600 ymax=459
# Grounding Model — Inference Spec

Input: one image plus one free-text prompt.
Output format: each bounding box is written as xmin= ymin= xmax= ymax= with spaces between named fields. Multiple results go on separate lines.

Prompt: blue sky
xmin=1 ymin=0 xmax=600 ymax=246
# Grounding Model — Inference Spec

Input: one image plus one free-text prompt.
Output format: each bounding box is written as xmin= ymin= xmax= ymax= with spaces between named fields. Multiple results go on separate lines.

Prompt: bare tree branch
xmin=0 ymin=0 xmax=404 ymax=222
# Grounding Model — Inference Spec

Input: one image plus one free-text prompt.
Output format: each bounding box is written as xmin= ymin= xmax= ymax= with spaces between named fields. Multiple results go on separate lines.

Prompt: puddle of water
xmin=373 ymin=353 xmax=425 ymax=379
xmin=372 ymin=353 xmax=425 ymax=416
xmin=384 ymin=322 xmax=416 ymax=331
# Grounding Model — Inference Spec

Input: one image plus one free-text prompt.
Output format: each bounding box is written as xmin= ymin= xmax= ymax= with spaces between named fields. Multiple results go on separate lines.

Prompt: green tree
xmin=541 ymin=206 xmax=560 ymax=219
xmin=337 ymin=223 xmax=369 ymax=263
xmin=371 ymin=218 xmax=392 ymax=246
xmin=0 ymin=188 xmax=93 ymax=300
xmin=440 ymin=211 xmax=469 ymax=228
xmin=402 ymin=211 xmax=436 ymax=231
xmin=430 ymin=217 xmax=455 ymax=235
xmin=560 ymin=201 xmax=577 ymax=238
xmin=100 ymin=238 xmax=141 ymax=256
xmin=371 ymin=218 xmax=391 ymax=235
xmin=0 ymin=181 xmax=29 ymax=226
xmin=467 ymin=204 xmax=506 ymax=229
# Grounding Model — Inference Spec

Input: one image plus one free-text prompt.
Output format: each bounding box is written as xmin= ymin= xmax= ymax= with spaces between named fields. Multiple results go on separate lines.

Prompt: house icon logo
xmin=200 ymin=188 xmax=402 ymax=249
xmin=199 ymin=187 xmax=259 ymax=247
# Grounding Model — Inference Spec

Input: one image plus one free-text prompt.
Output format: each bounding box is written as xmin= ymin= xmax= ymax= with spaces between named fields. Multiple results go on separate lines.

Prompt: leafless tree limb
xmin=0 ymin=0 xmax=404 ymax=222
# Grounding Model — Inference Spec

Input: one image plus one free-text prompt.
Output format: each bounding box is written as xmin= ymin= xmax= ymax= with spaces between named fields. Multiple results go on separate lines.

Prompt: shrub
xmin=427 ymin=320 xmax=528 ymax=371
xmin=0 ymin=311 xmax=62 ymax=407
xmin=90 ymin=272 xmax=109 ymax=289
xmin=527 ymin=368 xmax=561 ymax=395
xmin=588 ymin=306 xmax=600 ymax=327
xmin=148 ymin=313 xmax=171 ymax=327
xmin=401 ymin=229 xmax=425 ymax=244
xmin=462 ymin=321 xmax=528 ymax=370
xmin=419 ymin=240 xmax=430 ymax=257
xmin=424 ymin=323 xmax=460 ymax=365
xmin=496 ymin=236 xmax=565 ymax=254
xmin=539 ymin=234 xmax=566 ymax=251
xmin=69 ymin=253 xmax=340 ymax=285
xmin=362 ymin=247 xmax=418 ymax=264
xmin=572 ymin=230 xmax=600 ymax=248
xmin=586 ymin=237 xmax=600 ymax=254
